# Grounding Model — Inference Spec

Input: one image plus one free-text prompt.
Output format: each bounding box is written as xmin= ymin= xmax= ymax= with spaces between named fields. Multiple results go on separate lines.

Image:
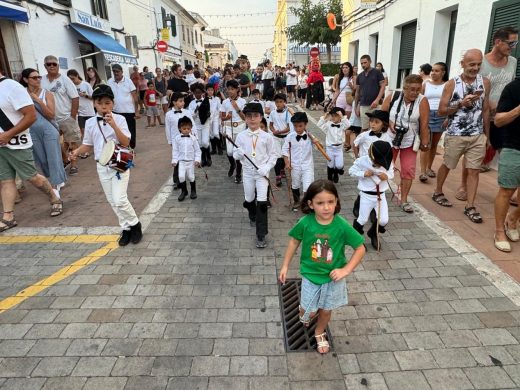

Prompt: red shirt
xmin=144 ymin=90 xmax=157 ymax=107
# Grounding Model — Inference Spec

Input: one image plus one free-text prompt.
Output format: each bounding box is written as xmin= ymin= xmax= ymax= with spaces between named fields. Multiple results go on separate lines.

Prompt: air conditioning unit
xmin=125 ymin=35 xmax=138 ymax=57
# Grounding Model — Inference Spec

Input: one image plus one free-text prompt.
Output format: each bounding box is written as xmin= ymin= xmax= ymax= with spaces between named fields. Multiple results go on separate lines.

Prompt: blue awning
xmin=0 ymin=1 xmax=29 ymax=23
xmin=70 ymin=24 xmax=137 ymax=65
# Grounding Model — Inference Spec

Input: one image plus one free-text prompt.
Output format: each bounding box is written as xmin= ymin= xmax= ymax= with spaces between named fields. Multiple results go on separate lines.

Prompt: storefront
xmin=161 ymin=48 xmax=182 ymax=70
xmin=68 ymin=8 xmax=136 ymax=80
xmin=0 ymin=1 xmax=28 ymax=78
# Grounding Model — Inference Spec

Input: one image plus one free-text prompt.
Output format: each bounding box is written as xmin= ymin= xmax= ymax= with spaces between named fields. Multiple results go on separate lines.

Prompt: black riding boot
xmin=327 ymin=167 xmax=333 ymax=181
xmin=256 ymin=201 xmax=268 ymax=248
xmin=190 ymin=181 xmax=197 ymax=199
xmin=235 ymin=161 xmax=242 ymax=183
xmin=210 ymin=138 xmax=217 ymax=155
xmin=173 ymin=165 xmax=179 ymax=190
xmin=227 ymin=156 xmax=235 ymax=177
xmin=353 ymin=195 xmax=360 ymax=218
xmin=333 ymin=168 xmax=339 ymax=183
xmin=367 ymin=222 xmax=380 ymax=251
xmin=205 ymin=148 xmax=212 ymax=167
xmin=243 ymin=200 xmax=257 ymax=226
xmin=178 ymin=182 xmax=188 ymax=202
xmin=352 ymin=219 xmax=364 ymax=235
xmin=292 ymin=188 xmax=300 ymax=211
xmin=201 ymin=148 xmax=207 ymax=167
xmin=219 ymin=134 xmax=225 ymax=154
xmin=130 ymin=222 xmax=143 ymax=244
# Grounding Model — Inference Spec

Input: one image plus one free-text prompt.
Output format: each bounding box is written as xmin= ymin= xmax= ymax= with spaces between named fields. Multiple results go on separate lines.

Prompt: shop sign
xmin=70 ymin=8 xmax=110 ymax=33
xmin=161 ymin=28 xmax=170 ymax=41
xmin=104 ymin=52 xmax=138 ymax=65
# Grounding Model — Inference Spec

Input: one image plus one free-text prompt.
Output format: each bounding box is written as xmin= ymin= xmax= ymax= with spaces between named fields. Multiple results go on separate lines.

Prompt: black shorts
xmin=287 ymin=85 xmax=296 ymax=93
xmin=139 ymin=90 xmax=146 ymax=101
xmin=298 ymin=88 xmax=307 ymax=98
xmin=350 ymin=126 xmax=362 ymax=135
xmin=78 ymin=115 xmax=93 ymax=129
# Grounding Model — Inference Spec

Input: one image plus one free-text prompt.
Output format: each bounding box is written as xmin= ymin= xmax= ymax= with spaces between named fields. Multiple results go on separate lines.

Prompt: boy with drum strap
xmin=70 ymin=85 xmax=142 ymax=246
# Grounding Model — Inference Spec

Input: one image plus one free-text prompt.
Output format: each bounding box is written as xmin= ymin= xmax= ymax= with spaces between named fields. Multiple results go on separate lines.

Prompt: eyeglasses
xmin=45 ymin=63 xmax=58 ymax=67
xmin=28 ymin=76 xmax=42 ymax=80
xmin=503 ymin=40 xmax=518 ymax=48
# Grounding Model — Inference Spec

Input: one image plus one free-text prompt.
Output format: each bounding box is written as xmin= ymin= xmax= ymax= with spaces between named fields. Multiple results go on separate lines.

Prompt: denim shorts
xmin=300 ymin=277 xmax=348 ymax=321
xmin=429 ymin=110 xmax=446 ymax=133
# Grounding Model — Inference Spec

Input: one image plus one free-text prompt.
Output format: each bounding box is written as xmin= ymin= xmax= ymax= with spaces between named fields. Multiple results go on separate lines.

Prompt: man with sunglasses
xmin=107 ymin=64 xmax=140 ymax=149
xmin=41 ymin=55 xmax=81 ymax=175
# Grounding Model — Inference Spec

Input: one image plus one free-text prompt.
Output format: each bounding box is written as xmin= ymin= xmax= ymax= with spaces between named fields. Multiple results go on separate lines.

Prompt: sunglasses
xmin=45 ymin=63 xmax=58 ymax=67
xmin=28 ymin=76 xmax=42 ymax=80
xmin=503 ymin=40 xmax=519 ymax=48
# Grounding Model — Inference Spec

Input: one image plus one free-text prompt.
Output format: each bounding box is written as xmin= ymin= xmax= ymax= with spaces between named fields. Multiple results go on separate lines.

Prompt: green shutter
xmin=398 ymin=21 xmax=417 ymax=69
xmin=486 ymin=0 xmax=520 ymax=77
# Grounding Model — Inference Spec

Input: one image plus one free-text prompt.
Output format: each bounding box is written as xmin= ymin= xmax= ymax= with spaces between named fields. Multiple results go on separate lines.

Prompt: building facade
xmin=1 ymin=0 xmax=135 ymax=81
xmin=340 ymin=0 xmax=355 ymax=63
xmin=204 ymin=29 xmax=237 ymax=69
xmin=342 ymin=0 xmax=520 ymax=89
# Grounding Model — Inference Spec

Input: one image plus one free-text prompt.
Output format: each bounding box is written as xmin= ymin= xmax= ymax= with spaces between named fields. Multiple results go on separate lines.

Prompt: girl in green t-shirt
xmin=279 ymin=179 xmax=365 ymax=354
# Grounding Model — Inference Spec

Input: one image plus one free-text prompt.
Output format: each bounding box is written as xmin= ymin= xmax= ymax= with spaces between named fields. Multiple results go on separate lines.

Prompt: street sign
xmin=161 ymin=28 xmax=170 ymax=41
xmin=156 ymin=40 xmax=168 ymax=53
xmin=309 ymin=47 xmax=320 ymax=58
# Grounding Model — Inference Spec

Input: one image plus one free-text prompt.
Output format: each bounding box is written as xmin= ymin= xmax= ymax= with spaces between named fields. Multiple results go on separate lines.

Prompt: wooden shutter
xmin=486 ymin=0 xmax=520 ymax=76
xmin=398 ymin=21 xmax=417 ymax=69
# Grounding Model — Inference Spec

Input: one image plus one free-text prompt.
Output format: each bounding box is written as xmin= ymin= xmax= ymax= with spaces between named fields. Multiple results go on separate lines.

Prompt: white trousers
xmin=291 ymin=164 xmax=314 ymax=193
xmin=326 ymin=145 xmax=344 ymax=169
xmin=97 ymin=164 xmax=139 ymax=230
xmin=196 ymin=123 xmax=210 ymax=148
xmin=210 ymin=118 xmax=220 ymax=139
xmin=357 ymin=191 xmax=389 ymax=226
xmin=224 ymin=123 xmax=246 ymax=156
xmin=243 ymin=170 xmax=269 ymax=202
xmin=178 ymin=160 xmax=195 ymax=183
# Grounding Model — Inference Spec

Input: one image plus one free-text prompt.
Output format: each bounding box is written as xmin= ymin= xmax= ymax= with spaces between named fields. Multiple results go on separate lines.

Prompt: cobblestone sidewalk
xmin=0 ymin=114 xmax=519 ymax=390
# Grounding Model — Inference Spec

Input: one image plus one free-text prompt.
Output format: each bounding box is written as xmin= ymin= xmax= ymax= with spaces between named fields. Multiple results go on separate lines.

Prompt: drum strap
xmin=97 ymin=120 xmax=109 ymax=144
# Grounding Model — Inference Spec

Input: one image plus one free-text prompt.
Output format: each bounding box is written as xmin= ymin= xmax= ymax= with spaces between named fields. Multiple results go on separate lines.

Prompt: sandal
xmin=50 ymin=200 xmax=63 ymax=217
xmin=0 ymin=212 xmax=17 ymax=233
xmin=315 ymin=332 xmax=330 ymax=354
xmin=510 ymin=198 xmax=518 ymax=207
xmin=401 ymin=202 xmax=414 ymax=213
xmin=432 ymin=192 xmax=453 ymax=207
xmin=426 ymin=169 xmax=436 ymax=178
xmin=419 ymin=173 xmax=428 ymax=183
xmin=455 ymin=189 xmax=467 ymax=201
xmin=504 ymin=221 xmax=519 ymax=242
xmin=79 ymin=153 xmax=90 ymax=159
xmin=464 ymin=206 xmax=483 ymax=224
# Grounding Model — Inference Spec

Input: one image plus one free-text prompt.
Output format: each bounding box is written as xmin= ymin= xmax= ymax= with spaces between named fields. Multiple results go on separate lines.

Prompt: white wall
xmin=349 ymin=0 xmax=495 ymax=88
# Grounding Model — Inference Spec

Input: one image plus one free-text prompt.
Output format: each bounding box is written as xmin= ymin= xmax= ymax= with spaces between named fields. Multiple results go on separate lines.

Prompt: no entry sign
xmin=156 ymin=40 xmax=168 ymax=53
xmin=309 ymin=47 xmax=320 ymax=58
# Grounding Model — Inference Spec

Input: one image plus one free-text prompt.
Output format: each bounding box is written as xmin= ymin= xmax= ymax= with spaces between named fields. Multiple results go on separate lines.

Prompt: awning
xmin=70 ymin=24 xmax=137 ymax=65
xmin=0 ymin=1 xmax=29 ymax=23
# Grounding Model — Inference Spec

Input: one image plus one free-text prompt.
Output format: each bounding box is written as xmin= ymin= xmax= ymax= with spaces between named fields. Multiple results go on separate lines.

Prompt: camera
xmin=392 ymin=126 xmax=408 ymax=147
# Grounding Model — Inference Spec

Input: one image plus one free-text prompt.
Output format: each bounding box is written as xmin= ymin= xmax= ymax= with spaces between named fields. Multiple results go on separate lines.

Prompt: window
xmin=195 ymin=32 xmax=198 ymax=45
xmin=397 ymin=21 xmax=417 ymax=88
xmin=182 ymin=26 xmax=186 ymax=42
xmin=445 ymin=10 xmax=457 ymax=75
xmin=191 ymin=31 xmax=194 ymax=46
xmin=369 ymin=33 xmax=379 ymax=65
xmin=187 ymin=29 xmax=191 ymax=44
xmin=91 ymin=0 xmax=108 ymax=20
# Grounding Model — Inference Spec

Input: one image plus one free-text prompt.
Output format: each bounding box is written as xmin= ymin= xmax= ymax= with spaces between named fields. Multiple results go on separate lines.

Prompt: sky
xmin=176 ymin=0 xmax=277 ymax=66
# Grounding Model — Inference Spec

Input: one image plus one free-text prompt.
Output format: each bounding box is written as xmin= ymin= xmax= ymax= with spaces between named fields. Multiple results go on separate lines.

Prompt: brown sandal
xmin=50 ymin=200 xmax=63 ymax=217
xmin=464 ymin=206 xmax=483 ymax=224
xmin=432 ymin=192 xmax=453 ymax=207
xmin=0 ymin=212 xmax=17 ymax=232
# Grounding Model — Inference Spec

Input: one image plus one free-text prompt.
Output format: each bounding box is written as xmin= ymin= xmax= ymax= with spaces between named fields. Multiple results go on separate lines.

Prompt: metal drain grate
xmin=278 ymin=278 xmax=333 ymax=352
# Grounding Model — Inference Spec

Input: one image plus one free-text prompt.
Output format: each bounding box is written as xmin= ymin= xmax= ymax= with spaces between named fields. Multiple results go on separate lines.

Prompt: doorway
xmin=0 ymin=26 xmax=11 ymax=77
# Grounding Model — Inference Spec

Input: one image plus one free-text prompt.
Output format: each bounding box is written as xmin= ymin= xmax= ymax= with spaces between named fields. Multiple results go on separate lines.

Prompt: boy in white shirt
xmin=165 ymin=92 xmax=194 ymax=190
xmin=349 ymin=141 xmax=394 ymax=250
xmin=172 ymin=116 xmax=201 ymax=202
xmin=282 ymin=112 xmax=314 ymax=211
xmin=317 ymin=107 xmax=350 ymax=183
xmin=269 ymin=93 xmax=294 ymax=187
xmin=353 ymin=110 xmax=392 ymax=158
xmin=220 ymin=79 xmax=246 ymax=183
xmin=206 ymin=84 xmax=223 ymax=156
xmin=188 ymin=83 xmax=212 ymax=167
xmin=233 ymin=103 xmax=278 ymax=248
xmin=70 ymin=85 xmax=142 ymax=246
xmin=250 ymin=89 xmax=265 ymax=110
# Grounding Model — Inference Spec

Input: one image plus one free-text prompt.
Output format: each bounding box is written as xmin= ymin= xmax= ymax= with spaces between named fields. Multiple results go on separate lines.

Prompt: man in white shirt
xmin=41 ymin=55 xmax=82 ymax=175
xmin=0 ymin=70 xmax=63 ymax=231
xmin=107 ymin=64 xmax=140 ymax=148
xmin=285 ymin=63 xmax=298 ymax=103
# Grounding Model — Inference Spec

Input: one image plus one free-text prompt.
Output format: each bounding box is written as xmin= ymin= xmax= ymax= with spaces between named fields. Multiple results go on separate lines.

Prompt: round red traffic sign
xmin=156 ymin=40 xmax=168 ymax=53
xmin=309 ymin=47 xmax=320 ymax=58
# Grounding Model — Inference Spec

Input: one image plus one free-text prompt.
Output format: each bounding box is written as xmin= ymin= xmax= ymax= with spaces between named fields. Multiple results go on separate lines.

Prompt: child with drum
xmin=69 ymin=84 xmax=142 ymax=246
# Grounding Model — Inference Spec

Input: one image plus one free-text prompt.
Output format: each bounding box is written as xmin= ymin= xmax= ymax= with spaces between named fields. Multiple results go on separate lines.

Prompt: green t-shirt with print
xmin=289 ymin=213 xmax=364 ymax=285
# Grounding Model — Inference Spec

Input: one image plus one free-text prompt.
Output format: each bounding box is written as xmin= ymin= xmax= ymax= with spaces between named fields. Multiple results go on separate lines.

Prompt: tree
xmin=286 ymin=0 xmax=342 ymax=64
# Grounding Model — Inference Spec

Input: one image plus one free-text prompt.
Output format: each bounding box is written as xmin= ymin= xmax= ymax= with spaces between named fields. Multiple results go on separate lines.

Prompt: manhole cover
xmin=278 ymin=278 xmax=333 ymax=352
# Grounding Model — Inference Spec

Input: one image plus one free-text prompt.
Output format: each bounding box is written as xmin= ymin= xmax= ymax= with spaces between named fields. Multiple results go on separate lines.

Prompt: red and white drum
xmin=98 ymin=140 xmax=135 ymax=172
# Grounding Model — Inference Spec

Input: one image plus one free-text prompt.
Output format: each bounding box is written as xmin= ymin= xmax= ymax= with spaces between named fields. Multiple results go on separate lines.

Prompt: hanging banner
xmin=360 ymin=0 xmax=377 ymax=9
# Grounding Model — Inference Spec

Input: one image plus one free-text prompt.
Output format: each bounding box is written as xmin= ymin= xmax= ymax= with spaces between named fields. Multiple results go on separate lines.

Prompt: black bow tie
xmin=296 ymin=134 xmax=307 ymax=141
xmin=276 ymin=109 xmax=285 ymax=113
xmin=174 ymin=110 xmax=182 ymax=114
xmin=96 ymin=116 xmax=105 ymax=122
xmin=331 ymin=124 xmax=341 ymax=128
xmin=369 ymin=131 xmax=382 ymax=138
xmin=196 ymin=99 xmax=203 ymax=103
xmin=181 ymin=134 xmax=190 ymax=138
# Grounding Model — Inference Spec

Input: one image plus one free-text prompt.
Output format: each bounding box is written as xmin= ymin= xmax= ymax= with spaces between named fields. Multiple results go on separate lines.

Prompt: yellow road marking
xmin=0 ymin=235 xmax=119 ymax=313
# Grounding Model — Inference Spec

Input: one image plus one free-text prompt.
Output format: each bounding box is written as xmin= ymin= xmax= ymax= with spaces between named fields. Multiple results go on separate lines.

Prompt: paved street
xmin=1 ymin=112 xmax=520 ymax=390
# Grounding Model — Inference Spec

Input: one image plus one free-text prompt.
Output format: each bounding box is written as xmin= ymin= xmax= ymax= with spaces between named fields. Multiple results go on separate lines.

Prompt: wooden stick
xmin=286 ymin=141 xmax=293 ymax=208
xmin=307 ymin=132 xmax=331 ymax=161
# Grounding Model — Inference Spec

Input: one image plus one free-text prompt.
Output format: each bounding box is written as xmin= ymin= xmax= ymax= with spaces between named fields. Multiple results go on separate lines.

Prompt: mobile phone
xmin=473 ymin=90 xmax=484 ymax=97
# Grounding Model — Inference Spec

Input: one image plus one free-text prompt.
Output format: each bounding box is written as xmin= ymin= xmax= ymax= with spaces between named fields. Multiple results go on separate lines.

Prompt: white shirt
xmin=389 ymin=94 xmax=424 ymax=149
xmin=317 ymin=116 xmax=350 ymax=146
xmin=107 ymin=76 xmax=136 ymax=114
xmin=208 ymin=96 xmax=221 ymax=120
xmin=83 ymin=113 xmax=131 ymax=160
xmin=264 ymin=100 xmax=276 ymax=116
xmin=41 ymin=74 xmax=79 ymax=121
xmin=172 ymin=133 xmax=201 ymax=164
xmin=185 ymin=73 xmax=196 ymax=86
xmin=286 ymin=69 xmax=298 ymax=86
xmin=298 ymin=75 xmax=308 ymax=89
xmin=76 ymin=81 xmax=95 ymax=117
xmin=220 ymin=97 xmax=246 ymax=122
xmin=269 ymin=108 xmax=292 ymax=132
xmin=262 ymin=69 xmax=274 ymax=80
xmin=165 ymin=108 xmax=195 ymax=144
xmin=349 ymin=155 xmax=394 ymax=192
xmin=0 ymin=77 xmax=33 ymax=149
xmin=354 ymin=131 xmax=393 ymax=158
xmin=423 ymin=81 xmax=445 ymax=111
xmin=250 ymin=98 xmax=266 ymax=111
xmin=281 ymin=131 xmax=314 ymax=168
xmin=233 ymin=128 xmax=278 ymax=174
